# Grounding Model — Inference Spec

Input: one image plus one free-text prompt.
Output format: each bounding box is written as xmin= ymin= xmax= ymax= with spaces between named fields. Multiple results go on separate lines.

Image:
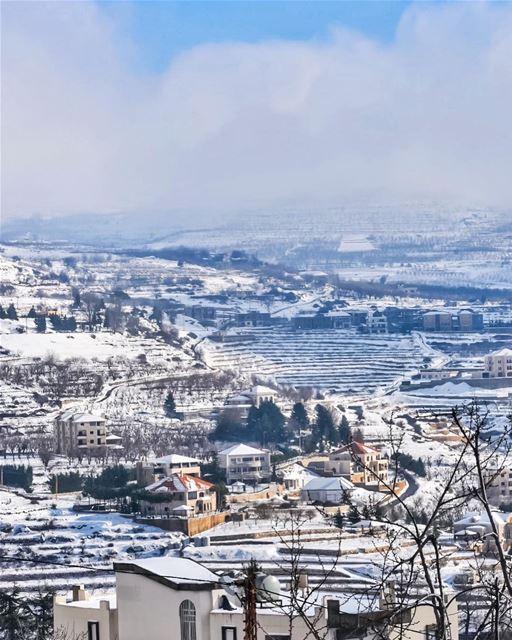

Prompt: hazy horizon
xmin=2 ymin=1 xmax=512 ymax=223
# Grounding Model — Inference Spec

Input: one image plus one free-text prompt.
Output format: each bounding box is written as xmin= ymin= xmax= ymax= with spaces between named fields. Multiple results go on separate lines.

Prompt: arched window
xmin=179 ymin=599 xmax=197 ymax=640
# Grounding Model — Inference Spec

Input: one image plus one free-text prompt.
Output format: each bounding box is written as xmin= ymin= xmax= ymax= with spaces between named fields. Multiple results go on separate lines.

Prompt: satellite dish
xmin=255 ymin=573 xmax=281 ymax=603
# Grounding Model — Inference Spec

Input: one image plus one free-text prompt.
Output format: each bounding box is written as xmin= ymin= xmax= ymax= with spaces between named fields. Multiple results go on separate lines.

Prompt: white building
xmin=136 ymin=454 xmax=201 ymax=486
xmin=54 ymin=410 xmax=107 ymax=456
xmin=226 ymin=385 xmax=278 ymax=408
xmin=301 ymin=476 xmax=354 ymax=504
xmin=485 ymin=347 xmax=512 ymax=378
xmin=218 ymin=443 xmax=271 ymax=484
xmin=54 ymin=557 xmax=458 ymax=640
xmin=140 ymin=474 xmax=217 ymax=517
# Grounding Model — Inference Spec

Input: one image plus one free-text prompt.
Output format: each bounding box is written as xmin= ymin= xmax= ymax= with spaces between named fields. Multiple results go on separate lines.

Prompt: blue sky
xmin=4 ymin=0 xmax=512 ymax=218
xmin=101 ymin=0 xmax=415 ymax=71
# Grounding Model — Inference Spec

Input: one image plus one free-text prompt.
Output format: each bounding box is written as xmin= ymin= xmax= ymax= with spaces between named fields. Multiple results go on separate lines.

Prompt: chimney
xmin=72 ymin=585 xmax=86 ymax=602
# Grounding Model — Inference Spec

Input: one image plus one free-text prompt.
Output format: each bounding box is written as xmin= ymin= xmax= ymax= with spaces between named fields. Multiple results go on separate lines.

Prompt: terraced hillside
xmin=202 ymin=328 xmax=427 ymax=395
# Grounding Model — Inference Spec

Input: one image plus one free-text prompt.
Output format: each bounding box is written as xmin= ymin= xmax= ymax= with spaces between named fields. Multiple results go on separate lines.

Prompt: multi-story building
xmin=423 ymin=310 xmax=483 ymax=332
xmin=483 ymin=465 xmax=512 ymax=506
xmin=218 ymin=443 xmax=271 ymax=484
xmin=327 ymin=442 xmax=388 ymax=487
xmin=136 ymin=454 xmax=201 ymax=486
xmin=54 ymin=410 xmax=107 ymax=456
xmin=422 ymin=311 xmax=453 ymax=332
xmin=485 ymin=347 xmax=512 ymax=378
xmin=54 ymin=557 xmax=459 ymax=640
xmin=139 ymin=474 xmax=217 ymax=517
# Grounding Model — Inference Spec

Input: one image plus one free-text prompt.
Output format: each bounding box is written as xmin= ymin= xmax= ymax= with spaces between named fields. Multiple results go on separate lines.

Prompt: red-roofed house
xmin=140 ymin=474 xmax=217 ymax=517
xmin=328 ymin=442 xmax=388 ymax=487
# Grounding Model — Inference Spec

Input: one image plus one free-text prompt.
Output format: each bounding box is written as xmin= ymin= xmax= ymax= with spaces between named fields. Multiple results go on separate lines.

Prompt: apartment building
xmin=54 ymin=410 xmax=107 ymax=456
xmin=422 ymin=310 xmax=484 ymax=332
xmin=218 ymin=443 xmax=271 ymax=484
xmin=484 ymin=347 xmax=512 ymax=378
xmin=328 ymin=442 xmax=388 ymax=487
xmin=136 ymin=454 xmax=201 ymax=486
xmin=54 ymin=557 xmax=459 ymax=640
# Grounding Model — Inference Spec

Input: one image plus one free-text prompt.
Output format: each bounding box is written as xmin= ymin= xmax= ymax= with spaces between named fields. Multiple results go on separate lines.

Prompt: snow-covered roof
xmin=454 ymin=510 xmax=512 ymax=528
xmin=332 ymin=442 xmax=380 ymax=456
xmin=65 ymin=594 xmax=117 ymax=610
xmin=227 ymin=394 xmax=252 ymax=403
xmin=250 ymin=385 xmax=277 ymax=395
xmin=219 ymin=443 xmax=267 ymax=456
xmin=146 ymin=474 xmax=214 ymax=494
xmin=153 ymin=454 xmax=200 ymax=465
xmin=489 ymin=348 xmax=512 ymax=357
xmin=58 ymin=410 xmax=104 ymax=423
xmin=302 ymin=476 xmax=353 ymax=492
xmin=116 ymin=557 xmax=219 ymax=587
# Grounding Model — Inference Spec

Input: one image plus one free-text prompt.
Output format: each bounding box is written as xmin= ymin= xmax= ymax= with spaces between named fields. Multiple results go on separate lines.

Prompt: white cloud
xmin=2 ymin=1 xmax=512 ymax=221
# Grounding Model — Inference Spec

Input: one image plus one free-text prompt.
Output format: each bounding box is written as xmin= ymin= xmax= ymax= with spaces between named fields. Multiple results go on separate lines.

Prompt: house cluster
xmin=53 ymin=556 xmax=458 ymax=640
xmin=301 ymin=442 xmax=389 ymax=489
xmin=409 ymin=346 xmax=512 ymax=386
xmin=291 ymin=308 xmax=388 ymax=333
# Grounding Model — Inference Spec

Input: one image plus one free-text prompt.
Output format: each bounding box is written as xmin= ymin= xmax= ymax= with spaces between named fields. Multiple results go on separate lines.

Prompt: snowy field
xmin=0 ymin=489 xmax=184 ymax=594
xmin=201 ymin=327 xmax=428 ymax=394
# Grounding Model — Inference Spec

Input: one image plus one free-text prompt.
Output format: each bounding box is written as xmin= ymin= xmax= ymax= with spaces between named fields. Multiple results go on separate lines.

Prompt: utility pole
xmin=243 ymin=560 xmax=258 ymax=640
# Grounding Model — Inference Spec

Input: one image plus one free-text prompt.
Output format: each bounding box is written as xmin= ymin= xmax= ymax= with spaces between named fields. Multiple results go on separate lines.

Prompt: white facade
xmin=301 ymin=476 xmax=354 ymax=504
xmin=218 ymin=443 xmax=271 ymax=483
xmin=54 ymin=557 xmax=458 ymax=640
xmin=485 ymin=348 xmax=512 ymax=378
xmin=136 ymin=454 xmax=201 ymax=485
xmin=54 ymin=587 xmax=117 ymax=640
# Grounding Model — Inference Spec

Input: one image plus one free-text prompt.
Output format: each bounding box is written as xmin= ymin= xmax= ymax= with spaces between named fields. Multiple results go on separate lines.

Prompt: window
xmin=179 ymin=599 xmax=197 ymax=640
xmin=265 ymin=636 xmax=290 ymax=640
xmin=425 ymin=626 xmax=437 ymax=640
xmin=87 ymin=621 xmax=100 ymax=640
xmin=222 ymin=627 xmax=237 ymax=640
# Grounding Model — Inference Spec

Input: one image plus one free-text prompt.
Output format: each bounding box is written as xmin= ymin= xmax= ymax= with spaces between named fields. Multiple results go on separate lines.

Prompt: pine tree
xmin=348 ymin=503 xmax=361 ymax=524
xmin=164 ymin=391 xmax=177 ymax=417
xmin=289 ymin=402 xmax=309 ymax=432
xmin=6 ymin=303 xmax=18 ymax=320
xmin=72 ymin=288 xmax=81 ymax=308
xmin=27 ymin=307 xmax=36 ymax=318
xmin=338 ymin=415 xmax=351 ymax=444
xmin=35 ymin=316 xmax=47 ymax=333
xmin=0 ymin=305 xmax=5 ymax=319
xmin=333 ymin=508 xmax=344 ymax=529
xmin=314 ymin=404 xmax=338 ymax=448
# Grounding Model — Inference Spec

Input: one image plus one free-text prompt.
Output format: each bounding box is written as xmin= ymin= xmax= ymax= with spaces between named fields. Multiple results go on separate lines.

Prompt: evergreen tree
xmin=314 ymin=404 xmax=339 ymax=448
xmin=211 ymin=408 xmax=245 ymax=442
xmin=35 ymin=316 xmax=47 ymax=333
xmin=348 ymin=503 xmax=361 ymax=524
xmin=338 ymin=414 xmax=351 ymax=444
xmin=0 ymin=305 xmax=5 ymax=319
xmin=49 ymin=315 xmax=62 ymax=331
xmin=257 ymin=400 xmax=286 ymax=445
xmin=72 ymin=288 xmax=81 ymax=308
xmin=164 ymin=391 xmax=177 ymax=417
xmin=6 ymin=303 xmax=18 ymax=320
xmin=65 ymin=316 xmax=77 ymax=331
xmin=289 ymin=401 xmax=309 ymax=432
xmin=27 ymin=306 xmax=36 ymax=318
xmin=333 ymin=508 xmax=344 ymax=529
